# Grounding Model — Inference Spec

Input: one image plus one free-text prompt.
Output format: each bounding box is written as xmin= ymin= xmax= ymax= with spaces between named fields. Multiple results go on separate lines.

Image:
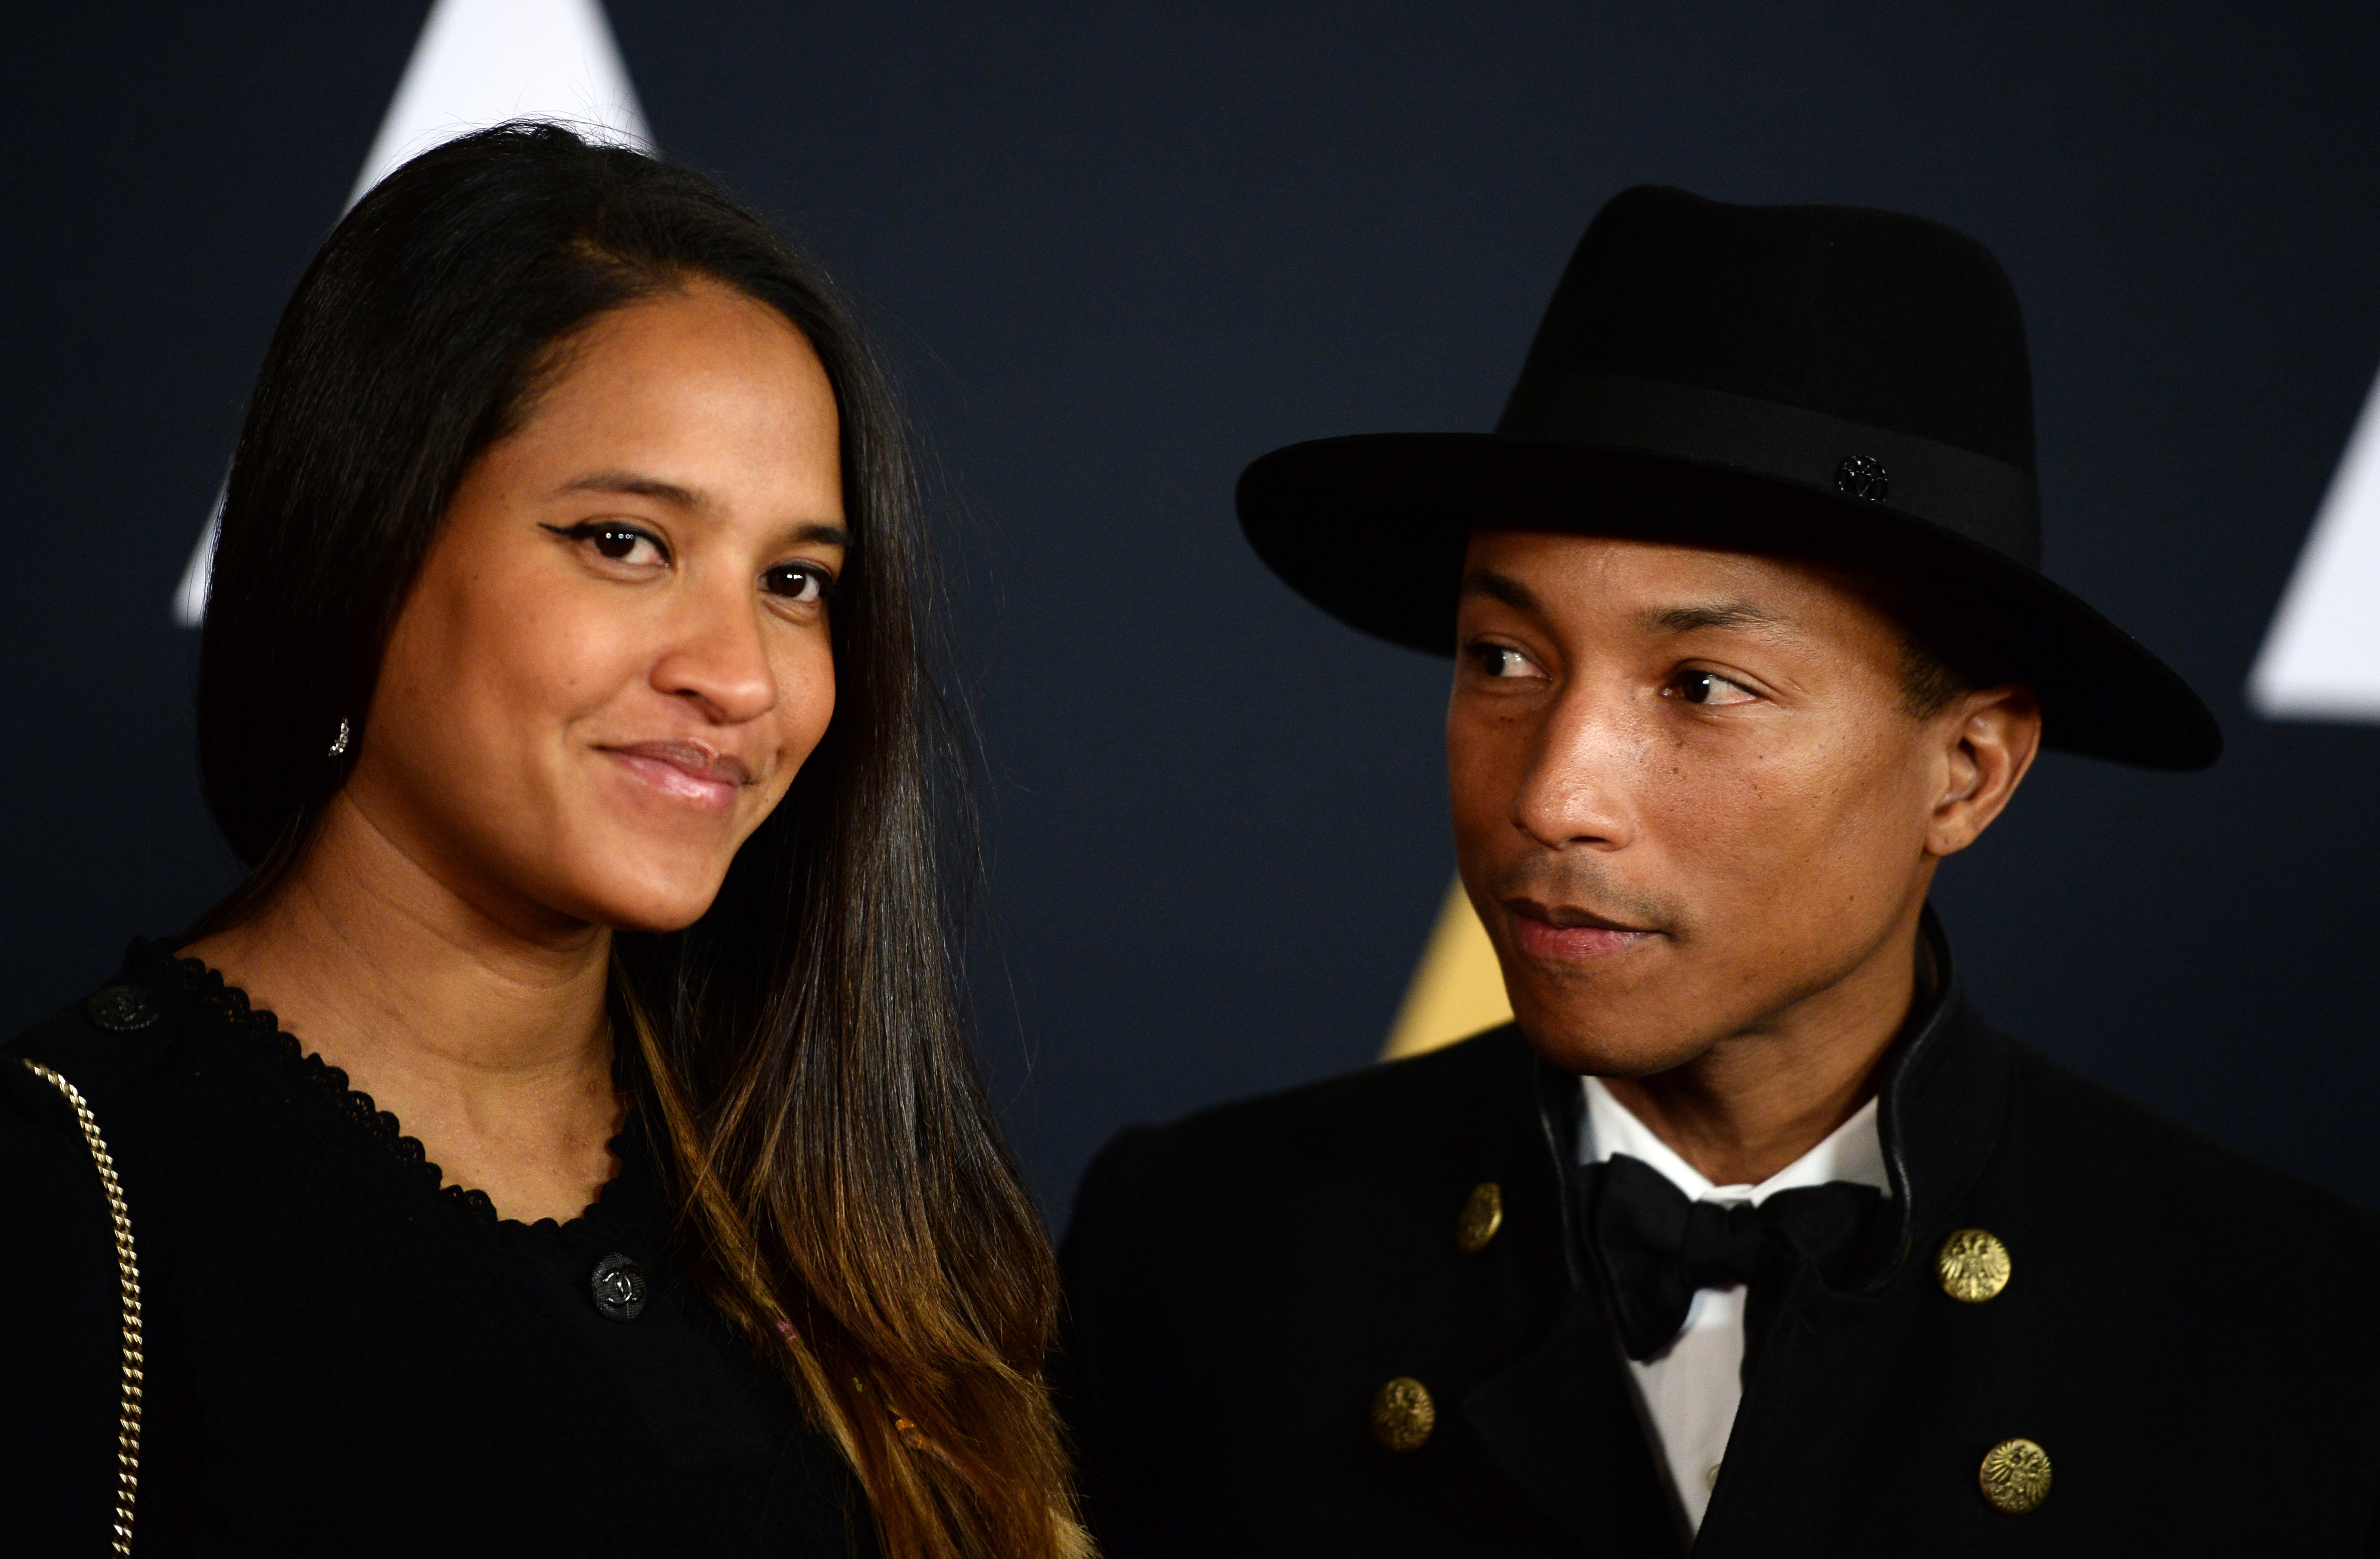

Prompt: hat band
xmin=1496 ymin=372 xmax=2042 ymax=566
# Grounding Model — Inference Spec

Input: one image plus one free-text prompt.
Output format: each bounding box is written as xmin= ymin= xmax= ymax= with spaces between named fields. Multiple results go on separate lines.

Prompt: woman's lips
xmin=1505 ymin=905 xmax=1657 ymax=961
xmin=601 ymin=741 xmax=751 ymax=814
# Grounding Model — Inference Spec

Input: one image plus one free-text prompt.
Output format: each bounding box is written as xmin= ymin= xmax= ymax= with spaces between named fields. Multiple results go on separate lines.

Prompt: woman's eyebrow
xmin=560 ymin=469 xmax=705 ymax=509
xmin=560 ymin=473 xmax=847 ymax=549
xmin=780 ymin=521 xmax=849 ymax=548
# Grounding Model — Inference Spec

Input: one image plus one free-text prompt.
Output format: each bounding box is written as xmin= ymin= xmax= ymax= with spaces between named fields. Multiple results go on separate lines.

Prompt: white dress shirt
xmin=1578 ymin=1078 xmax=1891 ymax=1532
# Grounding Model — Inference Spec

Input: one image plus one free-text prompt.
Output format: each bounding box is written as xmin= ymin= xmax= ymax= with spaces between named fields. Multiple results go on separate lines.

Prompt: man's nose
xmin=1509 ymin=679 xmax=1637 ymax=851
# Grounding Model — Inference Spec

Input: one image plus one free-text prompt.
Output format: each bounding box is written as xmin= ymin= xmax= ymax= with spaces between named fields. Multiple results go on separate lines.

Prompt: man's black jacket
xmin=1056 ymin=954 xmax=2380 ymax=1556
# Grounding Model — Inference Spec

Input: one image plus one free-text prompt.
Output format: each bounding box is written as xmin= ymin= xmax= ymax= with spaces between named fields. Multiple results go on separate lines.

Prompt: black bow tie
xmin=1581 ymin=1153 xmax=1885 ymax=1364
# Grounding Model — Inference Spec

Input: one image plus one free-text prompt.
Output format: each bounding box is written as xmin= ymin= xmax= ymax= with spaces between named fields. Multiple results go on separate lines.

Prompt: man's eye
xmin=1667 ymin=670 xmax=1758 ymax=707
xmin=1471 ymin=643 xmax=1535 ymax=679
xmin=763 ymin=564 xmax=832 ymax=604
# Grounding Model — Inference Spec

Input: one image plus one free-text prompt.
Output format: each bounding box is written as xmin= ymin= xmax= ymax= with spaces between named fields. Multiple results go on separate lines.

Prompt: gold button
xmin=1370 ymin=1377 xmax=1436 ymax=1452
xmin=1978 ymin=1438 xmax=2052 ymax=1513
xmin=1456 ymin=1181 xmax=1504 ymax=1253
xmin=1936 ymin=1228 xmax=2012 ymax=1303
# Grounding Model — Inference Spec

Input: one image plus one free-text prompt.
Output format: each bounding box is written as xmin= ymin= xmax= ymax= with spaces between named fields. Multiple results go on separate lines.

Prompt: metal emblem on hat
xmin=1834 ymin=453 xmax=1891 ymax=502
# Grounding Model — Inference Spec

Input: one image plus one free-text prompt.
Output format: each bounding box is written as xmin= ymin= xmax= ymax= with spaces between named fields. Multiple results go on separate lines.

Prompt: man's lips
xmin=600 ymin=740 xmax=754 ymax=814
xmin=1502 ymin=899 xmax=1660 ymax=961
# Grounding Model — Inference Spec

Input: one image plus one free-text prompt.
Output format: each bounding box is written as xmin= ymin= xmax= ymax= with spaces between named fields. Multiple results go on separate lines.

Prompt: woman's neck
xmin=183 ymin=792 xmax=625 ymax=1224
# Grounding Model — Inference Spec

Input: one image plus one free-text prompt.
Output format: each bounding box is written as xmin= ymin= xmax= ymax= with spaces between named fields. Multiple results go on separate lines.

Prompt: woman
xmin=0 ymin=124 xmax=1081 ymax=1558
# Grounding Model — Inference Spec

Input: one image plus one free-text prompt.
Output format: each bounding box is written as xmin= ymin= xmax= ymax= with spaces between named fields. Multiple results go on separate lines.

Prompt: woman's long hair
xmin=190 ymin=123 xmax=1082 ymax=1559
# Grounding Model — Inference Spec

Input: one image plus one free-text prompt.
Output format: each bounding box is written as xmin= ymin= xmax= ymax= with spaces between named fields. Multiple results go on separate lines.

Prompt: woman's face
xmin=348 ymin=280 xmax=847 ymax=936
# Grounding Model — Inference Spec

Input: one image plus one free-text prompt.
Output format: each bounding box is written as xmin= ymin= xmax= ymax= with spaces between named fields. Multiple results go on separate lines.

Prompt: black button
xmin=590 ymin=1253 xmax=647 ymax=1321
xmin=85 ymin=983 xmax=162 ymax=1033
xmin=1834 ymin=453 xmax=1891 ymax=503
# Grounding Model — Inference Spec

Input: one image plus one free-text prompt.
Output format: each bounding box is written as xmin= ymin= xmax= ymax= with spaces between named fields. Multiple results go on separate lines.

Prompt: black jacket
xmin=1057 ymin=939 xmax=2380 ymax=1556
xmin=0 ymin=942 xmax=872 ymax=1557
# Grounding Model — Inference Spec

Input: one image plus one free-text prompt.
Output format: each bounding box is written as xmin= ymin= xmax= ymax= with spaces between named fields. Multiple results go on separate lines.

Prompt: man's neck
xmin=182 ymin=792 xmax=622 ymax=1223
xmin=1598 ymin=915 xmax=1930 ymax=1187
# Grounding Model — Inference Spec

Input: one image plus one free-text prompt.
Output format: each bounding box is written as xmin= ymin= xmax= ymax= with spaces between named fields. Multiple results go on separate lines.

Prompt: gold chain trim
xmin=23 ymin=1059 xmax=144 ymax=1557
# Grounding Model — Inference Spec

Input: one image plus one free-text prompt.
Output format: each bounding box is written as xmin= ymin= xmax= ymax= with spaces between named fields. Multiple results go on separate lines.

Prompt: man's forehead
xmin=1458 ymin=528 xmax=1835 ymax=638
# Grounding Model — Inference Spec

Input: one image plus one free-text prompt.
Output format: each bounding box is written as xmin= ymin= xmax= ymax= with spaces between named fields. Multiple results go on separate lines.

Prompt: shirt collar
xmin=1579 ymin=1079 xmax=1890 ymax=1205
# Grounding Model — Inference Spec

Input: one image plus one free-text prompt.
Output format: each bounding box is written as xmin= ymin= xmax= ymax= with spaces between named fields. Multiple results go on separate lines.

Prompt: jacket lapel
xmin=1460 ymin=1045 xmax=1683 ymax=1559
xmin=1464 ymin=1283 xmax=1683 ymax=1558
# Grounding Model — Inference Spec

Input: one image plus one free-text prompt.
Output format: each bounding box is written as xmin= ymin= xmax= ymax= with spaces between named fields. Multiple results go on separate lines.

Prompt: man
xmin=1055 ymin=187 xmax=2380 ymax=1556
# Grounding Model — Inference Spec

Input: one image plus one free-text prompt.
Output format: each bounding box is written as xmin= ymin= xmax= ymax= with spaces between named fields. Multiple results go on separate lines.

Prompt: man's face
xmin=1448 ymin=529 xmax=2032 ymax=1078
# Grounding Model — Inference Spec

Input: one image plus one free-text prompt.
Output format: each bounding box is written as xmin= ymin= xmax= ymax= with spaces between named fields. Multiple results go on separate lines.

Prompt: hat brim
xmin=1238 ymin=433 xmax=2220 ymax=771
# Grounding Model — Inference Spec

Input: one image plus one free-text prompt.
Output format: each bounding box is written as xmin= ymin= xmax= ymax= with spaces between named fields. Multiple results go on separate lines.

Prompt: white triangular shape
xmin=2250 ymin=361 xmax=2380 ymax=719
xmin=174 ymin=488 xmax=224 ymax=628
xmin=350 ymin=0 xmax=648 ymax=204
xmin=174 ymin=0 xmax=648 ymax=626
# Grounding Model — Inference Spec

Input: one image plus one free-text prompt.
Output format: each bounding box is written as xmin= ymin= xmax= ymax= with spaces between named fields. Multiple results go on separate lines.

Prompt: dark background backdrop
xmin=8 ymin=3 xmax=2380 ymax=1230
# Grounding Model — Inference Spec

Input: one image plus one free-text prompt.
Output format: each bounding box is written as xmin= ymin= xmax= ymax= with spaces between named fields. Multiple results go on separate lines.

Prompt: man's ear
xmin=1926 ymin=685 xmax=2043 ymax=859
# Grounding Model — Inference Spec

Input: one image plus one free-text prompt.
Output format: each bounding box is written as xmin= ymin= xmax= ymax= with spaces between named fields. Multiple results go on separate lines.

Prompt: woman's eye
xmin=763 ymin=563 xmax=831 ymax=604
xmin=545 ymin=520 xmax=667 ymax=568
xmin=1667 ymin=670 xmax=1758 ymax=707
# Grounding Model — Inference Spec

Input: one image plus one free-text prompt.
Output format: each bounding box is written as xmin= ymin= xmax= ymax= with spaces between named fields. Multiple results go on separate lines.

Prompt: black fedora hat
xmin=1237 ymin=186 xmax=2220 ymax=770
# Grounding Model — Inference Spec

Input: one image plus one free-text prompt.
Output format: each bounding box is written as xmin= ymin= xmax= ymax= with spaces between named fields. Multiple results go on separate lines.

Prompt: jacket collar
xmin=1470 ymin=907 xmax=2011 ymax=1555
xmin=1526 ymin=902 xmax=2011 ymax=1294
xmin=1867 ymin=904 xmax=2011 ymax=1287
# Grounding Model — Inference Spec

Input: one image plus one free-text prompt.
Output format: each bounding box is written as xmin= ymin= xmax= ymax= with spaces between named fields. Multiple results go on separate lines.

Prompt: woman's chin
xmin=549 ymin=856 xmax=730 ymax=937
xmin=601 ymin=887 xmax=726 ymax=936
xmin=600 ymin=904 xmax=713 ymax=937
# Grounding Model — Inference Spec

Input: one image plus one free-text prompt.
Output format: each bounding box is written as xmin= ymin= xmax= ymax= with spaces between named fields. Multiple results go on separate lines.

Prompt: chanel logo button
xmin=1455 ymin=1182 xmax=1504 ymax=1253
xmin=590 ymin=1252 xmax=648 ymax=1321
xmin=1834 ymin=453 xmax=1891 ymax=502
xmin=1936 ymin=1229 xmax=2013 ymax=1303
xmin=1978 ymin=1437 xmax=2052 ymax=1513
xmin=85 ymin=983 xmax=162 ymax=1033
xmin=1370 ymin=1377 xmax=1436 ymax=1451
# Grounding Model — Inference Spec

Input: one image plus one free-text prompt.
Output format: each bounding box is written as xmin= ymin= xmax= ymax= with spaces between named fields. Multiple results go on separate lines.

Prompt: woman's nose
xmin=650 ymin=586 xmax=778 ymax=724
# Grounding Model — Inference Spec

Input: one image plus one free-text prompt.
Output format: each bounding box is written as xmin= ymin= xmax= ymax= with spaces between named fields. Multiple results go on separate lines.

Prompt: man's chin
xmin=1507 ymin=1000 xmax=1718 ymax=1079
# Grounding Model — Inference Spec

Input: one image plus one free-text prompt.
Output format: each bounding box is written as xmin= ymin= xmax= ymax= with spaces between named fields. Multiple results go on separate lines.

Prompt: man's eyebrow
xmin=1459 ymin=569 xmax=1542 ymax=615
xmin=1648 ymin=599 xmax=1792 ymax=637
xmin=560 ymin=470 xmax=706 ymax=509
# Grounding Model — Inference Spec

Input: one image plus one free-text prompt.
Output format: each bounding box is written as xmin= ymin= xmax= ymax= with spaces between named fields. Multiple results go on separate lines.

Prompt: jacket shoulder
xmin=0 ymin=986 xmax=162 ymax=1480
xmin=7 ymin=971 xmax=185 ymax=1109
xmin=1082 ymin=1024 xmax=1535 ymax=1200
xmin=2 ymin=971 xmax=188 ymax=1195
xmin=1061 ymin=1024 xmax=1547 ymax=1288
xmin=2007 ymin=1041 xmax=2380 ymax=1248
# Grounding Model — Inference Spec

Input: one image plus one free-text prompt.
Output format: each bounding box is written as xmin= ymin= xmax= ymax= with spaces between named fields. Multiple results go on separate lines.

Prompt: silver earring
xmin=327 ymin=718 xmax=351 ymax=759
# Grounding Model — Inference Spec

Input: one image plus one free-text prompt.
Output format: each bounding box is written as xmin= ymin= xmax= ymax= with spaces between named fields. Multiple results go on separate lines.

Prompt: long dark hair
xmin=192 ymin=123 xmax=1081 ymax=1559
